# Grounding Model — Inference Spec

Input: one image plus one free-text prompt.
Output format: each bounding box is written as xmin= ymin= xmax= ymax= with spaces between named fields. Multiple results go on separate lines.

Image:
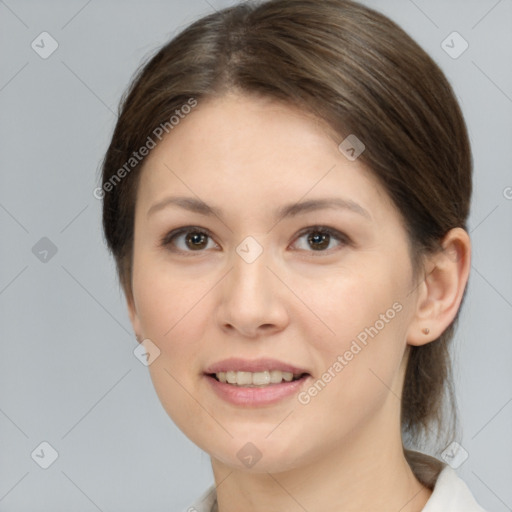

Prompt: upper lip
xmin=204 ymin=358 xmax=310 ymax=375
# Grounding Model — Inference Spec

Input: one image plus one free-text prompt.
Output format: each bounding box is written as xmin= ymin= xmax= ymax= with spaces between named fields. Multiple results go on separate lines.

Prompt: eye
xmin=160 ymin=227 xmax=219 ymax=253
xmin=292 ymin=226 xmax=349 ymax=253
xmin=160 ymin=225 xmax=349 ymax=255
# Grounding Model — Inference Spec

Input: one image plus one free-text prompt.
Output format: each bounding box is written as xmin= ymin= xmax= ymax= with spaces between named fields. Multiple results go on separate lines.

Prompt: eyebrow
xmin=147 ymin=196 xmax=372 ymax=221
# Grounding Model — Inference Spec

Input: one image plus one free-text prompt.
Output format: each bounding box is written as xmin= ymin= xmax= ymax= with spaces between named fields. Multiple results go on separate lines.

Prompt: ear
xmin=406 ymin=227 xmax=471 ymax=346
xmin=125 ymin=288 xmax=144 ymax=344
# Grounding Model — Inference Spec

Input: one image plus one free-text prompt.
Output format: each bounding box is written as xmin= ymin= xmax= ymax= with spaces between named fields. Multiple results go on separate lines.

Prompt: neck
xmin=211 ymin=410 xmax=432 ymax=512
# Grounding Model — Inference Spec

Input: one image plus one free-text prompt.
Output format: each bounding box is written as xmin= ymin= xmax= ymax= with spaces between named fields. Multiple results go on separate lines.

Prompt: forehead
xmin=136 ymin=93 xmax=398 ymax=224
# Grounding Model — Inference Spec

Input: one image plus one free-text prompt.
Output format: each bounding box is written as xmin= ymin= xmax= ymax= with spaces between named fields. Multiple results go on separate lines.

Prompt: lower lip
xmin=205 ymin=374 xmax=310 ymax=406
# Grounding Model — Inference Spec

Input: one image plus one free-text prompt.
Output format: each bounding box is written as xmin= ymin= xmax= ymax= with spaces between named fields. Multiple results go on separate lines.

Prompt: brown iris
xmin=308 ymin=232 xmax=330 ymax=250
xmin=186 ymin=232 xmax=208 ymax=250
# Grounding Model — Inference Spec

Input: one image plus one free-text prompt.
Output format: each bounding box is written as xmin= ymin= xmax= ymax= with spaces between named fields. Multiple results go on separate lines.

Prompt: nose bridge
xmin=229 ymin=238 xmax=274 ymax=301
xmin=216 ymin=237 xmax=288 ymax=335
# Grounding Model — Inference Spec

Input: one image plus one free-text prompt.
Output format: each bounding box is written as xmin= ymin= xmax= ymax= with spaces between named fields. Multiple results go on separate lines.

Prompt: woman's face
xmin=128 ymin=93 xmax=422 ymax=472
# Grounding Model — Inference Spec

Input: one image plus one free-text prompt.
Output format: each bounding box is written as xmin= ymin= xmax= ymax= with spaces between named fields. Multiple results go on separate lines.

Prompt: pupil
xmin=308 ymin=232 xmax=329 ymax=250
xmin=186 ymin=232 xmax=207 ymax=250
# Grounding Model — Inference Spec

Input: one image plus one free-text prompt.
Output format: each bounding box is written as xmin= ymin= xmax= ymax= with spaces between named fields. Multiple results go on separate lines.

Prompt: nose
xmin=216 ymin=249 xmax=290 ymax=338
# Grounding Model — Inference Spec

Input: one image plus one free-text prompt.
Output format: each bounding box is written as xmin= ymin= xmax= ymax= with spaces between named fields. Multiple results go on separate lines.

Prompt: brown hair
xmin=100 ymin=0 xmax=472 ymax=460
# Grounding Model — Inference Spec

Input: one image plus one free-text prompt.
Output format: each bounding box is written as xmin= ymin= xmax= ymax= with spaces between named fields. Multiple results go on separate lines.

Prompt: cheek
xmin=133 ymin=255 xmax=208 ymax=337
xmin=304 ymin=262 xmax=404 ymax=343
xmin=133 ymin=263 xmax=215 ymax=439
xmin=131 ymin=259 xmax=214 ymax=387
xmin=302 ymin=264 xmax=409 ymax=402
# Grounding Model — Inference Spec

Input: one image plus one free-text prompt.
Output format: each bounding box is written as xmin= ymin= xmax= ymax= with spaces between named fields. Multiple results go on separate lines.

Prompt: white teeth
xmin=236 ymin=371 xmax=253 ymax=386
xmin=269 ymin=370 xmax=282 ymax=384
xmin=253 ymin=371 xmax=271 ymax=385
xmin=214 ymin=370 xmax=302 ymax=387
xmin=282 ymin=371 xmax=294 ymax=382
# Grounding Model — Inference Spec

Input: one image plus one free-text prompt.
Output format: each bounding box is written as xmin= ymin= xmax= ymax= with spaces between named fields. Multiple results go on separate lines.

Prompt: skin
xmin=126 ymin=93 xmax=471 ymax=512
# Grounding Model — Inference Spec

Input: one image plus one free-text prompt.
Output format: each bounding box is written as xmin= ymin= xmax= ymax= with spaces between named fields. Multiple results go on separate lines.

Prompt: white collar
xmin=422 ymin=465 xmax=487 ymax=511
xmin=186 ymin=464 xmax=487 ymax=512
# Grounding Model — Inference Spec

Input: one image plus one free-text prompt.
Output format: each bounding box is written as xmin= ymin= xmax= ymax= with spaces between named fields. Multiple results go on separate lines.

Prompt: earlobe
xmin=407 ymin=227 xmax=471 ymax=346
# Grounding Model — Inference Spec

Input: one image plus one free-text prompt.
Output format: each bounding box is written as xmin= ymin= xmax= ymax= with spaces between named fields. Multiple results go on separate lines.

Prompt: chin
xmin=199 ymin=432 xmax=311 ymax=474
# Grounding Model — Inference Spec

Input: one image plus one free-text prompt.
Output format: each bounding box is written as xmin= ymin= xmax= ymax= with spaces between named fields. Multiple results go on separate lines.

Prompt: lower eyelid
xmin=292 ymin=239 xmax=342 ymax=253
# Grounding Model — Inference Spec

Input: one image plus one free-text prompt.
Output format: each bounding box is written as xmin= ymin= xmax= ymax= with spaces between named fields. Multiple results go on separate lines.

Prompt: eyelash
xmin=159 ymin=225 xmax=350 ymax=257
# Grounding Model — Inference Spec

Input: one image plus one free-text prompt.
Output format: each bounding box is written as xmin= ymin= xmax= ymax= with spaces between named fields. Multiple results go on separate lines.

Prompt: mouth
xmin=203 ymin=359 xmax=312 ymax=406
xmin=207 ymin=370 xmax=310 ymax=388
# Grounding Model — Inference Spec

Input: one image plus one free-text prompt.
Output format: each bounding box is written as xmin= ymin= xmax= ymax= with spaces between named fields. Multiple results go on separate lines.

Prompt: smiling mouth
xmin=208 ymin=370 xmax=310 ymax=387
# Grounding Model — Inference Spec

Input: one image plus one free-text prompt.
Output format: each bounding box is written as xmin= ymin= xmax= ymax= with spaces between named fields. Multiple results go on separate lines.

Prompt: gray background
xmin=0 ymin=0 xmax=511 ymax=510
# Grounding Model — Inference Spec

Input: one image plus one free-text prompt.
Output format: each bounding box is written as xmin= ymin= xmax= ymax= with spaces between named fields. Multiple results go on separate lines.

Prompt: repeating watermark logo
xmin=31 ymin=441 xmax=59 ymax=469
xmin=31 ymin=32 xmax=59 ymax=59
xmin=441 ymin=31 xmax=469 ymax=59
xmin=236 ymin=236 xmax=264 ymax=263
xmin=441 ymin=441 xmax=469 ymax=469
xmin=237 ymin=442 xmax=263 ymax=468
xmin=32 ymin=237 xmax=58 ymax=263
xmin=93 ymin=98 xmax=198 ymax=200
xmin=339 ymin=134 xmax=365 ymax=161
xmin=503 ymin=186 xmax=512 ymax=200
xmin=133 ymin=338 xmax=161 ymax=366
xmin=298 ymin=301 xmax=403 ymax=405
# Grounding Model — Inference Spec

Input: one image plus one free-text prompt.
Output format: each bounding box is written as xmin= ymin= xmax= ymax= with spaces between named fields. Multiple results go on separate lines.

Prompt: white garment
xmin=183 ymin=464 xmax=487 ymax=512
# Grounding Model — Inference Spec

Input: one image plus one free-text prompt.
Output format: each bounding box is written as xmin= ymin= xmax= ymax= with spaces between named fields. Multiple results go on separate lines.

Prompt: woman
xmin=100 ymin=0 xmax=486 ymax=510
